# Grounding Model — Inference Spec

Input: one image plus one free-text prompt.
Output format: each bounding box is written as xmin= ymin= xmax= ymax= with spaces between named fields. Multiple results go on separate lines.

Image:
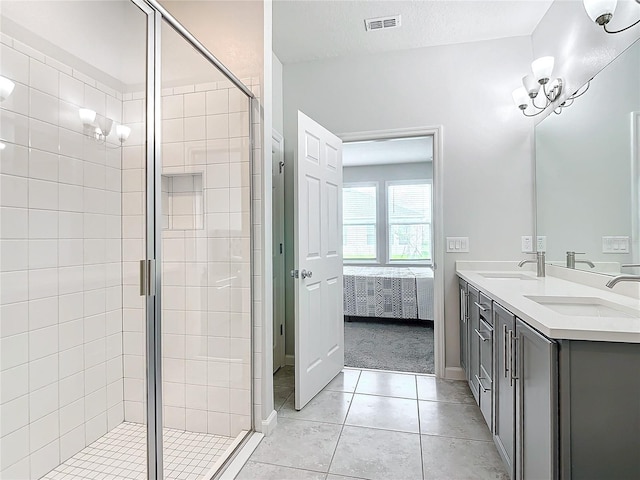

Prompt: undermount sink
xmin=524 ymin=295 xmax=640 ymax=318
xmin=479 ymin=272 xmax=537 ymax=281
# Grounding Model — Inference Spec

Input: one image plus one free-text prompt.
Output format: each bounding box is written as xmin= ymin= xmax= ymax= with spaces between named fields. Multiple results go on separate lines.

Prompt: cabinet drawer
xmin=478 ymin=364 xmax=493 ymax=429
xmin=479 ymin=292 xmax=493 ymax=325
xmin=477 ymin=318 xmax=493 ymax=378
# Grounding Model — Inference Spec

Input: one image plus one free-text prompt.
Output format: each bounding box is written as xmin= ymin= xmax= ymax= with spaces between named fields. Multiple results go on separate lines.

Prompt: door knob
xmin=301 ymin=269 xmax=313 ymax=279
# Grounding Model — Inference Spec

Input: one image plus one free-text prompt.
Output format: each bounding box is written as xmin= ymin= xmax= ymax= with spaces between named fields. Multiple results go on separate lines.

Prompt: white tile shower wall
xmin=121 ymin=79 xmax=256 ymax=437
xmin=0 ymin=35 xmax=125 ymax=479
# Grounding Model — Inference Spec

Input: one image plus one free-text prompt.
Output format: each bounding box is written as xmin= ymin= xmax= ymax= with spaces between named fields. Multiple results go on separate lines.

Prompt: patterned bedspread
xmin=343 ymin=266 xmax=434 ymax=320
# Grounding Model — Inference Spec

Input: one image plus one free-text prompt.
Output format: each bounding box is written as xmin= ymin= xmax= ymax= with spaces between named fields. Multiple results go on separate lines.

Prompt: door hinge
xmin=290 ymin=269 xmax=299 ymax=278
xmin=279 ymin=161 xmax=285 ymax=174
xmin=279 ymin=243 xmax=283 ymax=254
xmin=280 ymin=324 xmax=283 ymax=335
xmin=139 ymin=259 xmax=156 ymax=296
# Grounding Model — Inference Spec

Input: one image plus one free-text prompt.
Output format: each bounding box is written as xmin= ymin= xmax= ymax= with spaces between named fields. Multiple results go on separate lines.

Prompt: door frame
xmin=272 ymin=130 xmax=286 ymax=372
xmin=339 ymin=126 xmax=445 ymax=378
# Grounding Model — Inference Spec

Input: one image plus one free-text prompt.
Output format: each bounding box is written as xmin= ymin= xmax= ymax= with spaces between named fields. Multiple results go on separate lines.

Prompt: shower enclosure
xmin=0 ymin=1 xmax=254 ymax=479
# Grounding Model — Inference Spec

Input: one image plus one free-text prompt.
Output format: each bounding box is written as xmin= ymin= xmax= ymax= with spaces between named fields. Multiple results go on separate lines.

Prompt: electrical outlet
xmin=521 ymin=236 xmax=533 ymax=253
xmin=536 ymin=236 xmax=547 ymax=252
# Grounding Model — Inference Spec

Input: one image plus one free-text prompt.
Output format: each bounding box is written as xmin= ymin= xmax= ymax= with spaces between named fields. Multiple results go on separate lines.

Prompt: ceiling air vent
xmin=364 ymin=15 xmax=401 ymax=32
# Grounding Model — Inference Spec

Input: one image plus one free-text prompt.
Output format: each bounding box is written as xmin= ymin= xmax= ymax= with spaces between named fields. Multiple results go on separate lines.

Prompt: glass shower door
xmin=158 ymin=18 xmax=254 ymax=479
xmin=0 ymin=0 xmax=151 ymax=478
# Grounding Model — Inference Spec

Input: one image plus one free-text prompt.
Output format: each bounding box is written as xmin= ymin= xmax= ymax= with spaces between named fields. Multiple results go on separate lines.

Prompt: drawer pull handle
xmin=475 ymin=374 xmax=492 ymax=393
xmin=510 ymin=330 xmax=519 ymax=385
xmin=474 ymin=328 xmax=491 ymax=342
xmin=474 ymin=301 xmax=489 ymax=312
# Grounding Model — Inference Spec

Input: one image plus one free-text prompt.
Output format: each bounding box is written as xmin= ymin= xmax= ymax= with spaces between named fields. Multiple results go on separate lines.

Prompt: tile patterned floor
xmin=42 ymin=422 xmax=236 ymax=480
xmin=239 ymin=367 xmax=508 ymax=480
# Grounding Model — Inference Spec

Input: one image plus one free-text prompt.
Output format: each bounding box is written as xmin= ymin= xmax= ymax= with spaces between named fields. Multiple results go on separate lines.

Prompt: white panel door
xmin=294 ymin=111 xmax=344 ymax=410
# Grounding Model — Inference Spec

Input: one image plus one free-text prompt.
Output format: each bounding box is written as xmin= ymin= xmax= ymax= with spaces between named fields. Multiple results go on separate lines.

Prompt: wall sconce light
xmin=115 ymin=125 xmax=131 ymax=143
xmin=583 ymin=0 xmax=640 ymax=33
xmin=513 ymin=56 xmax=564 ymax=117
xmin=0 ymin=76 xmax=15 ymax=102
xmin=79 ymin=107 xmax=130 ymax=145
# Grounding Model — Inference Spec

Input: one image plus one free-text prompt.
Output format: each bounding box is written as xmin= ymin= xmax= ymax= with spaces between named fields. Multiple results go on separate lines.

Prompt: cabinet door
xmin=515 ymin=319 xmax=558 ymax=480
xmin=459 ymin=280 xmax=468 ymax=377
xmin=467 ymin=285 xmax=480 ymax=403
xmin=493 ymin=303 xmax=515 ymax=478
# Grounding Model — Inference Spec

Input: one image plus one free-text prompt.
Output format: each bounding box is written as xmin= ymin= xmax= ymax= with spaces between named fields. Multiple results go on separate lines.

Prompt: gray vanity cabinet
xmin=459 ymin=279 xmax=469 ymax=378
xmin=515 ymin=318 xmax=558 ymax=480
xmin=493 ymin=302 xmax=515 ymax=478
xmin=467 ymin=285 xmax=481 ymax=403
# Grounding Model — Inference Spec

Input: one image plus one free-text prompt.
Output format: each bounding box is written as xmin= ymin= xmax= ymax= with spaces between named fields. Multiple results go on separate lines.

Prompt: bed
xmin=343 ymin=266 xmax=434 ymax=321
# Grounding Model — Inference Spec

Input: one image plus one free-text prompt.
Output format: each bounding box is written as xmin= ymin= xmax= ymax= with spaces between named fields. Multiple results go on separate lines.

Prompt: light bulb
xmin=115 ymin=125 xmax=131 ymax=143
xmin=79 ymin=108 xmax=96 ymax=125
xmin=522 ymin=74 xmax=540 ymax=98
xmin=512 ymin=87 xmax=530 ymax=110
xmin=0 ymin=76 xmax=15 ymax=102
xmin=583 ymin=0 xmax=617 ymax=25
xmin=531 ymin=56 xmax=555 ymax=84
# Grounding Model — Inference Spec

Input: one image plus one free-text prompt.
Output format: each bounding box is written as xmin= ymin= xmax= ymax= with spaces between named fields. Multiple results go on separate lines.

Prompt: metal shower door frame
xmin=129 ymin=0 xmax=257 ymax=477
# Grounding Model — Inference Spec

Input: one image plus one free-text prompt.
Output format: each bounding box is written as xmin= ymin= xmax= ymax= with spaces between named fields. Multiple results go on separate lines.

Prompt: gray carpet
xmin=344 ymin=318 xmax=434 ymax=374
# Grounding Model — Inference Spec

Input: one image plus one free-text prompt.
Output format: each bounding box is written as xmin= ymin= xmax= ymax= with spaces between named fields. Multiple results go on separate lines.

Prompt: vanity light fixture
xmin=79 ymin=107 xmax=130 ymax=145
xmin=513 ymin=56 xmax=564 ymax=117
xmin=0 ymin=76 xmax=15 ymax=102
xmin=583 ymin=0 xmax=640 ymax=33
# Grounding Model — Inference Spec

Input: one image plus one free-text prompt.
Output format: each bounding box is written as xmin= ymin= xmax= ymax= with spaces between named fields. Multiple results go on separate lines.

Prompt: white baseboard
xmin=219 ymin=432 xmax=264 ymax=480
xmin=260 ymin=409 xmax=278 ymax=436
xmin=444 ymin=366 xmax=466 ymax=381
xmin=284 ymin=354 xmax=295 ymax=366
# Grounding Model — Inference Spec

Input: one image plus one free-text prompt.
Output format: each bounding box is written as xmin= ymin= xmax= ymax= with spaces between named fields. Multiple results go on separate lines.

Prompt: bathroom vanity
xmin=457 ymin=264 xmax=640 ymax=480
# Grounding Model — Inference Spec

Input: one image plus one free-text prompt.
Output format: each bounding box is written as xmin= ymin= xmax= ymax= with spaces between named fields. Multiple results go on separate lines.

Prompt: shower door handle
xmin=140 ymin=259 xmax=156 ymax=296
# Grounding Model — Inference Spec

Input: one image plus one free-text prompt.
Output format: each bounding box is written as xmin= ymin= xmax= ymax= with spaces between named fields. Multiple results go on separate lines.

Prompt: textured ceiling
xmin=274 ymin=0 xmax=554 ymax=64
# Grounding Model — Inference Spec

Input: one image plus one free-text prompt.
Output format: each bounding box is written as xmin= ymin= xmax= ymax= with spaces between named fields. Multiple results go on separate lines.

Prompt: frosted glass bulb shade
xmin=522 ymin=74 xmax=540 ymax=97
xmin=0 ymin=76 xmax=15 ymax=101
xmin=79 ymin=108 xmax=96 ymax=124
xmin=531 ymin=56 xmax=554 ymax=83
xmin=115 ymin=125 xmax=131 ymax=142
xmin=512 ymin=87 xmax=530 ymax=109
xmin=583 ymin=0 xmax=617 ymax=24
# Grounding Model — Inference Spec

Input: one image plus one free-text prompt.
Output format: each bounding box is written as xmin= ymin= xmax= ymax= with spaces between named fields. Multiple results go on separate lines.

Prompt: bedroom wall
xmin=282 ymin=35 xmax=535 ymax=368
xmin=343 ymin=162 xmax=434 ymax=268
xmin=343 ymin=162 xmax=432 ymax=184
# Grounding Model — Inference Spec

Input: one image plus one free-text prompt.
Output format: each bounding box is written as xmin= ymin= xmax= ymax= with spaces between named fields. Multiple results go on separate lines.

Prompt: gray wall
xmin=282 ymin=36 xmax=535 ymax=363
xmin=343 ymin=162 xmax=433 ymax=267
xmin=272 ymin=52 xmax=284 ymax=134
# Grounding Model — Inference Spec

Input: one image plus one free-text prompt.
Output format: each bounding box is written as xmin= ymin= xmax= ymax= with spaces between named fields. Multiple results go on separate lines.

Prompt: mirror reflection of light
xmin=0 ymin=76 xmax=15 ymax=102
xmin=0 ymin=142 xmax=6 ymax=151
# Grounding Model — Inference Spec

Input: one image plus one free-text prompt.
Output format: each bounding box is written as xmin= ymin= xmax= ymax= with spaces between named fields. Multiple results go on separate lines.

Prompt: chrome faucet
xmin=606 ymin=264 xmax=640 ymax=288
xmin=566 ymin=251 xmax=595 ymax=269
xmin=518 ymin=251 xmax=546 ymax=277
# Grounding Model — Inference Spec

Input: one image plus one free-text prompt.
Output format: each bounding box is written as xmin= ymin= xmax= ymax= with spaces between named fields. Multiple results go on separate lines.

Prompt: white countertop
xmin=457 ymin=263 xmax=640 ymax=343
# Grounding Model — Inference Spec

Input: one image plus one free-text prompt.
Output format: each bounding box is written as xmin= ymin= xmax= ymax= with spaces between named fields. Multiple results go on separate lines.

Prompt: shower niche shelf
xmin=161 ymin=172 xmax=204 ymax=230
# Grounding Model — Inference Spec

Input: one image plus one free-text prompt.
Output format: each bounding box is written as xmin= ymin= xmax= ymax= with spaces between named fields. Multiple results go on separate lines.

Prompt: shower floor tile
xmin=41 ymin=422 xmax=236 ymax=480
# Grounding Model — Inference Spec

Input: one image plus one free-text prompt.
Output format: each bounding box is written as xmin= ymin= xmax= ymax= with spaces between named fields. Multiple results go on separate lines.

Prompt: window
xmin=343 ymin=184 xmax=377 ymax=260
xmin=387 ymin=182 xmax=432 ymax=261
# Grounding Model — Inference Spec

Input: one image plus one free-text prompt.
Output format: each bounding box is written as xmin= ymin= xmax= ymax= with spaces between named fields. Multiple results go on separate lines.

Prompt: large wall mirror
xmin=535 ymin=39 xmax=640 ymax=276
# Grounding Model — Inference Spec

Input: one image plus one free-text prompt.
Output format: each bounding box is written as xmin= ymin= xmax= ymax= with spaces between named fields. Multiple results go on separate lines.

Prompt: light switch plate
xmin=602 ymin=236 xmax=630 ymax=253
xmin=446 ymin=237 xmax=469 ymax=253
xmin=521 ymin=236 xmax=533 ymax=253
